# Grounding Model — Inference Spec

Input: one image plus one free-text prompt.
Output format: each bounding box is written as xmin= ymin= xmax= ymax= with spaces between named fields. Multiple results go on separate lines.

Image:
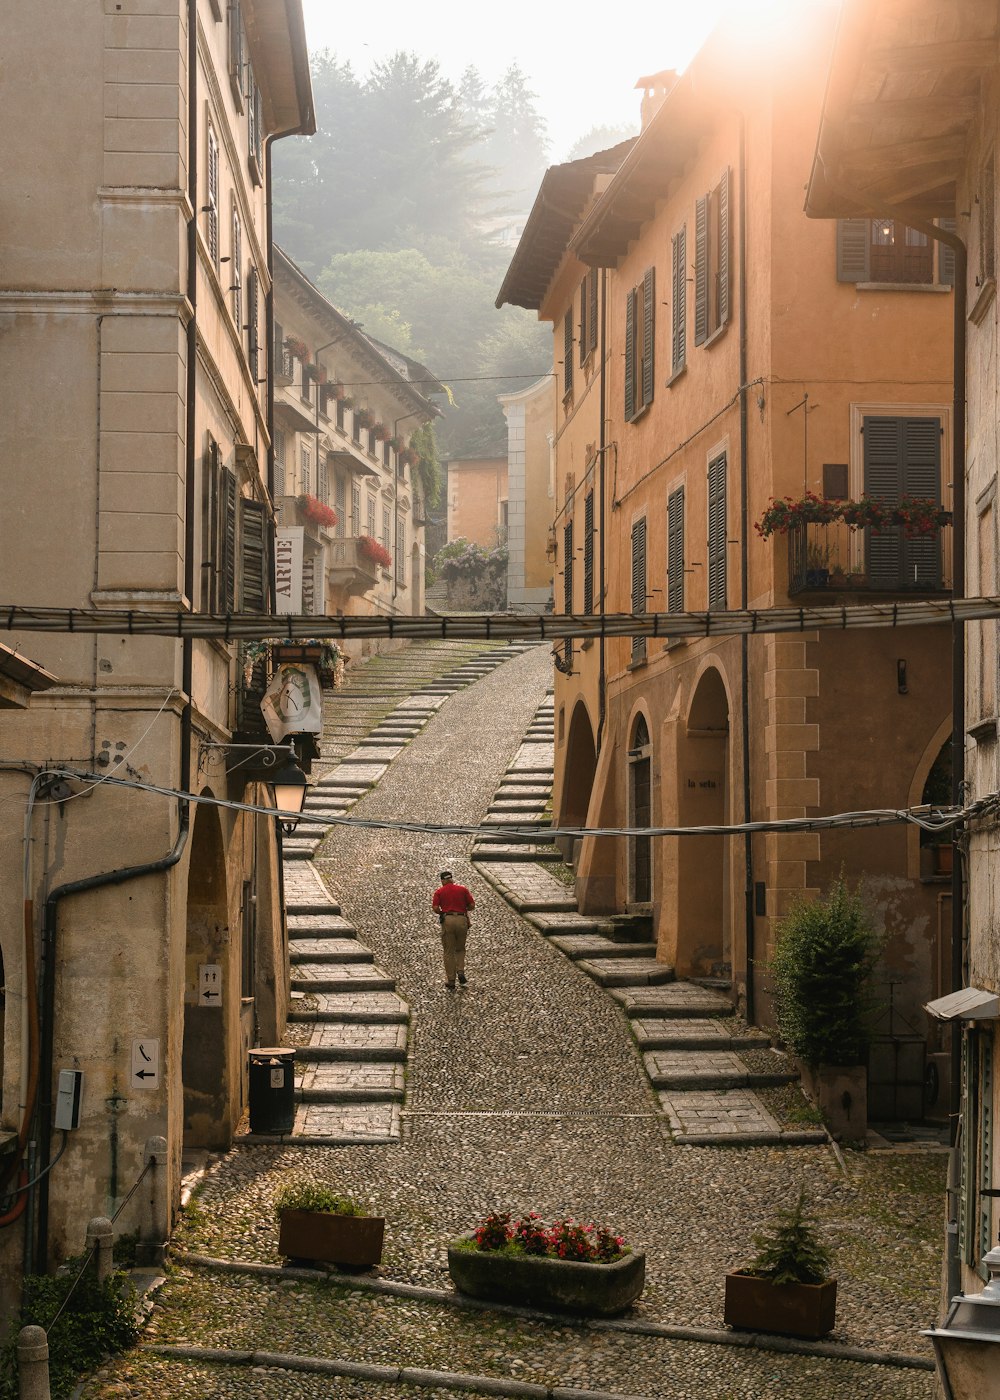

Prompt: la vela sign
xmin=275 ymin=526 xmax=304 ymax=613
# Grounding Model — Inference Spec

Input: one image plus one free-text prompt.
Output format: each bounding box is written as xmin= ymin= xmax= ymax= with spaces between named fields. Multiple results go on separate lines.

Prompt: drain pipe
xmin=596 ymin=267 xmax=608 ymax=757
xmin=737 ymin=119 xmax=755 ymax=1024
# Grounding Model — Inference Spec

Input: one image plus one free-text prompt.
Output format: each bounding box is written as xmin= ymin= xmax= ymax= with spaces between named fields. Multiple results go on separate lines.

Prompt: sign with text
xmin=130 ymin=1037 xmax=160 ymax=1090
xmin=275 ymin=527 xmax=304 ymax=614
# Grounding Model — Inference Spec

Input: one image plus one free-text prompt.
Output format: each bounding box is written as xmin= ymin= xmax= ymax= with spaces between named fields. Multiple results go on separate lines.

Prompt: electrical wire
xmin=0 ymin=1131 xmax=68 ymax=1205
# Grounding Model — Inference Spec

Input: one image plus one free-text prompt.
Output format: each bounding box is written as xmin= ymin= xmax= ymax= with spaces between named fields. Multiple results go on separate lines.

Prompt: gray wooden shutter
xmin=563 ymin=519 xmax=574 ymax=614
xmin=863 ymin=416 xmax=942 ymax=589
xmin=247 ymin=267 xmax=259 ymax=380
xmin=668 ymin=486 xmax=685 ymax=613
xmin=221 ymin=467 xmax=238 ymax=612
xmin=671 ymin=227 xmax=686 ymax=373
xmin=837 ymin=218 xmax=871 ymax=282
xmin=207 ymin=127 xmax=219 ymax=269
xmin=939 ymin=217 xmax=957 ymax=286
xmin=579 ymin=278 xmax=588 ymax=366
xmin=708 ymin=452 xmax=727 ymax=609
xmin=624 ymin=289 xmax=636 ymax=421
xmin=202 ymin=438 xmax=220 ymax=611
xmin=642 ymin=266 xmax=655 ymax=408
xmin=588 ymin=269 xmax=598 ymax=353
xmin=563 ymin=310 xmax=574 ymax=397
xmin=240 ymin=497 xmax=269 ymax=612
xmin=583 ymin=488 xmax=594 ymax=615
xmin=631 ymin=517 xmax=647 ymax=662
xmin=979 ymin=1032 xmax=995 ymax=1266
xmin=718 ymin=167 xmax=731 ymax=327
xmin=694 ymin=196 xmax=709 ymax=345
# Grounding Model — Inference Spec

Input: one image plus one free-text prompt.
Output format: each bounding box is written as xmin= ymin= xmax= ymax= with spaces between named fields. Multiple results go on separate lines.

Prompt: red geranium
xmin=358 ymin=534 xmax=392 ymax=568
xmin=297 ymin=494 xmax=338 ymax=529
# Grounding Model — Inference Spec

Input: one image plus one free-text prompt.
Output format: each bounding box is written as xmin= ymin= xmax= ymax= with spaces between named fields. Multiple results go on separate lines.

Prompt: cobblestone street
xmin=88 ymin=645 xmax=945 ymax=1399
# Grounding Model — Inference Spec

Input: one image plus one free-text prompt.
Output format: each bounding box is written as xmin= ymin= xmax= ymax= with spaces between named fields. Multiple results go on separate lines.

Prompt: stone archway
xmin=676 ymin=668 xmax=731 ymax=976
xmin=558 ymin=700 xmax=597 ymax=866
xmin=628 ymin=714 xmax=653 ymax=906
xmin=181 ymin=796 xmax=231 ymax=1148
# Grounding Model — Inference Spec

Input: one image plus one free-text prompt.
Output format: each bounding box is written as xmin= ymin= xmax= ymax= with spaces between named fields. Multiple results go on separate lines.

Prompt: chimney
xmin=634 ymin=70 xmax=677 ymax=129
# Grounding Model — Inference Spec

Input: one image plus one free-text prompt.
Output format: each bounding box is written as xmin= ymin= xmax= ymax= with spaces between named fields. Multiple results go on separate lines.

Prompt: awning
xmin=274 ymin=397 xmax=319 ymax=434
xmin=924 ymin=987 xmax=1000 ymax=1022
xmin=328 ymin=449 xmax=379 ymax=479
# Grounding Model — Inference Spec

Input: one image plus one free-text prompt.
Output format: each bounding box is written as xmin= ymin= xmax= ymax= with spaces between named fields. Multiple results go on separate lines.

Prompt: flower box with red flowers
xmin=357 ymin=534 xmax=392 ymax=569
xmin=284 ymin=336 xmax=310 ymax=362
xmin=297 ymin=494 xmax=338 ymax=530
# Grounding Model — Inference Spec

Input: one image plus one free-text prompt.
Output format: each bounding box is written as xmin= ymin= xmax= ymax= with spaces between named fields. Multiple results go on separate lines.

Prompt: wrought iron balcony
xmin=787 ymin=519 xmax=951 ymax=597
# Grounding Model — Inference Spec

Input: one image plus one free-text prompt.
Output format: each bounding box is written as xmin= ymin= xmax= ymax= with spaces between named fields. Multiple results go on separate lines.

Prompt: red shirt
xmin=432 ymin=881 xmax=475 ymax=915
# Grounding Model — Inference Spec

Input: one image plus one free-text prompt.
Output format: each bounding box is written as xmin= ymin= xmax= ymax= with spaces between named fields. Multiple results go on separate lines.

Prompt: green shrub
xmin=0 ymin=1254 xmax=140 ymax=1399
xmin=768 ymin=875 xmax=881 ymax=1067
xmin=274 ymin=1183 xmax=362 ymax=1217
xmin=748 ymin=1192 xmax=832 ymax=1285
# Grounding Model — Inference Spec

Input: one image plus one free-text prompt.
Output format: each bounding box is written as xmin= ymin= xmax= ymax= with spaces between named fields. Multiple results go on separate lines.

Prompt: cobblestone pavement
xmin=89 ymin=644 xmax=945 ymax=1399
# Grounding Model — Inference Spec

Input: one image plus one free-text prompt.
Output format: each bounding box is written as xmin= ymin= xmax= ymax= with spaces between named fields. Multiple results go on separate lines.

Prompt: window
xmin=247 ymin=266 xmax=259 ymax=381
xmin=247 ymin=65 xmax=263 ymax=183
xmin=695 ymin=169 xmax=730 ymax=344
xmin=239 ymin=497 xmax=269 ymax=612
xmin=671 ymin=226 xmax=687 ymax=376
xmin=200 ymin=438 xmax=237 ymax=612
xmin=625 ymin=267 xmax=655 ymax=421
xmin=316 ymin=452 xmax=328 ymax=505
xmin=396 ymin=516 xmax=406 ymax=585
xmin=708 ymin=451 xmax=727 ymax=609
xmin=862 ymin=416 xmax=943 ymax=590
xmin=335 ymin=474 xmax=347 ymax=537
xmin=958 ymin=1030 xmax=995 ymax=1271
xmin=563 ymin=310 xmax=574 ymax=399
xmin=978 ymin=498 xmax=997 ymax=719
xmin=583 ymin=489 xmax=595 ymax=615
xmin=336 ymin=398 xmax=346 ymax=432
xmin=836 ymin=218 xmax=955 ymax=286
xmin=352 ymin=484 xmax=361 ymax=534
xmin=228 ymin=0 xmax=245 ymax=109
xmin=563 ymin=519 xmax=575 ymax=666
xmin=352 ymin=410 xmax=361 ymax=445
xmin=230 ymin=207 xmax=242 ymax=332
xmin=668 ymin=486 xmax=685 ymax=614
xmin=367 ymin=495 xmax=376 ymax=538
xmin=631 ymin=517 xmax=647 ymax=663
xmin=382 ymin=506 xmax=391 ymax=553
xmin=273 ymin=429 xmax=285 ymax=497
xmin=300 ymin=444 xmax=311 ymax=496
xmin=206 ymin=126 xmax=220 ymax=270
xmin=578 ymin=271 xmax=598 ymax=365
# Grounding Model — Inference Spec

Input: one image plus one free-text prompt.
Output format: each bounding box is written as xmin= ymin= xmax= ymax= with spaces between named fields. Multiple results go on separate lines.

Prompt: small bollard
xmin=17 ymin=1325 xmax=49 ymax=1400
xmin=85 ymin=1216 xmax=114 ymax=1283
xmin=137 ymin=1136 xmax=168 ymax=1266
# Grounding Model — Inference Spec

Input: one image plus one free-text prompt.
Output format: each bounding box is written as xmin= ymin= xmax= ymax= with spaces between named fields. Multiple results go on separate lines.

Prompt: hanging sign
xmin=260 ymin=662 xmax=323 ymax=741
xmin=275 ymin=527 xmax=304 ymax=614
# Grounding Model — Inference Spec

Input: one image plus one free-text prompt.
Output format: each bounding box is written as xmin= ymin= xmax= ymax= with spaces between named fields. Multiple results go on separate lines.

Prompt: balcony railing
xmin=787 ymin=519 xmax=951 ymax=597
xmin=328 ymin=537 xmax=381 ymax=595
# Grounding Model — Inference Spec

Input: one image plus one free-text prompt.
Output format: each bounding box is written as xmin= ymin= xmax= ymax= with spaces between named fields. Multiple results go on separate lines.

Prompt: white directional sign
xmin=199 ymin=963 xmax=223 ymax=1006
xmin=130 ymin=1038 xmax=160 ymax=1090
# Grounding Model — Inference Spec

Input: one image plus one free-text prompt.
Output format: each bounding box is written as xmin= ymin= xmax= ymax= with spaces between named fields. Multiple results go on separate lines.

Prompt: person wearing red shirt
xmin=431 ymin=869 xmax=475 ymax=990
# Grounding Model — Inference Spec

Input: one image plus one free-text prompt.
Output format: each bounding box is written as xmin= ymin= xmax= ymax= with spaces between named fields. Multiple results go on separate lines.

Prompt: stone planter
xmin=724 ymin=1271 xmax=837 ymax=1339
xmin=447 ymin=1239 xmax=645 ymax=1316
xmin=798 ymin=1061 xmax=867 ymax=1141
xmin=278 ymin=1209 xmax=385 ymax=1269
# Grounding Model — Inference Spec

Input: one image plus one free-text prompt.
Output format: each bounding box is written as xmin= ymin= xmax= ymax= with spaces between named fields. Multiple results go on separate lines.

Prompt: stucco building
xmin=498 ymin=376 xmax=557 ymax=612
xmin=445 ymin=456 xmax=509 ymax=550
xmin=804 ymin=0 xmax=999 ymax=1303
xmin=499 ymin=10 xmax=956 ymax=1113
xmin=0 ymin=0 xmax=312 ymax=1294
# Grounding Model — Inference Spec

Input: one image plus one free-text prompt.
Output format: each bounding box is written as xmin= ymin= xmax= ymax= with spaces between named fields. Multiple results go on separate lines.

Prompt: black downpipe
xmin=737 ymin=118 xmax=754 ymax=1024
xmin=596 ymin=268 xmax=608 ymax=756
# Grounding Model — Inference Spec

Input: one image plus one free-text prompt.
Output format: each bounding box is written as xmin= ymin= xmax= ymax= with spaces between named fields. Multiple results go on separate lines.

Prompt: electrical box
xmin=54 ymin=1069 xmax=83 ymax=1130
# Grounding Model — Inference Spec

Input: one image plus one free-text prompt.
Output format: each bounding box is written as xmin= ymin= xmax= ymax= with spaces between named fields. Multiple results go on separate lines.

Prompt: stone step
xmin=289 ymin=939 xmax=373 ymax=964
xmin=525 ymin=912 xmax=601 ymax=934
xmin=291 ymin=964 xmax=396 ymax=993
xmin=632 ymin=1018 xmax=771 ymax=1052
xmin=295 ymin=1062 xmax=405 ymax=1102
xmin=480 ymin=813 xmax=551 ymax=828
xmin=472 ymin=844 xmax=561 ymax=862
xmin=611 ymin=984 xmax=732 ymax=1018
xmin=289 ymin=991 xmax=409 ymax=1024
xmin=296 ymin=1024 xmax=408 ymax=1062
xmin=291 ymin=1102 xmax=402 ymax=1141
xmin=495 ymin=786 xmax=551 ymax=799
xmin=282 ymin=846 xmax=323 ymax=862
xmin=579 ymin=957 xmax=674 ymax=988
xmin=549 ymin=935 xmax=658 ymax=961
xmin=287 ymin=914 xmax=356 ymax=937
xmin=657 ymin=1088 xmax=825 ymax=1147
xmin=644 ymin=1051 xmax=797 ymax=1091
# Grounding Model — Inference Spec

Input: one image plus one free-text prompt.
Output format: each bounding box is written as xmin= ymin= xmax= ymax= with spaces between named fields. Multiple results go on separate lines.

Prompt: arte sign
xmin=275 ymin=527 xmax=304 ymax=614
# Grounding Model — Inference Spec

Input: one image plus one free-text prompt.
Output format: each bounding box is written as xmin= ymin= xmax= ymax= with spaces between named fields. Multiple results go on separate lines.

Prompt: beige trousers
xmin=440 ymin=913 xmax=470 ymax=984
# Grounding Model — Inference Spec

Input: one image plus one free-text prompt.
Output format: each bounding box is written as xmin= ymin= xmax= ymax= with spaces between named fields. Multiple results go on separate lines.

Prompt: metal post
xmin=85 ymin=1216 xmax=114 ymax=1284
xmin=17 ymin=1326 xmax=50 ymax=1400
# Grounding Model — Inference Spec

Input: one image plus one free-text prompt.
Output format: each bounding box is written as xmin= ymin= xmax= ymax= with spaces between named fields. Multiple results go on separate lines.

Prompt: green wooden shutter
xmin=837 ymin=218 xmax=871 ymax=281
xmin=579 ymin=277 xmax=588 ymax=366
xmin=563 ymin=309 xmax=574 ymax=397
xmin=588 ymin=269 xmax=598 ymax=354
xmin=939 ymin=217 xmax=957 ymax=286
xmin=240 ymin=497 xmax=269 ymax=612
xmin=624 ymin=289 xmax=636 ymax=421
xmin=642 ymin=265 xmax=655 ymax=408
xmin=583 ymin=489 xmax=594 ymax=615
xmin=221 ymin=467 xmax=238 ymax=612
xmin=563 ymin=519 xmax=574 ymax=614
xmin=718 ymin=167 xmax=731 ymax=327
xmin=672 ymin=227 xmax=686 ymax=373
xmin=631 ymin=517 xmax=647 ymax=662
xmin=668 ymin=486 xmax=685 ymax=613
xmin=694 ymin=196 xmax=709 ymax=345
xmin=708 ymin=452 xmax=727 ymax=609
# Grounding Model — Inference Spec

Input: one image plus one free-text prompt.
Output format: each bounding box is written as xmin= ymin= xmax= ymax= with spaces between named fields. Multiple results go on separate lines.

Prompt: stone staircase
xmin=474 ymin=697 xmax=828 ymax=1150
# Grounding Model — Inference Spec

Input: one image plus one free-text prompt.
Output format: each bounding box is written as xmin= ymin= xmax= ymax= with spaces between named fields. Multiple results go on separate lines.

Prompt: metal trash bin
xmin=248 ymin=1047 xmax=295 ymax=1135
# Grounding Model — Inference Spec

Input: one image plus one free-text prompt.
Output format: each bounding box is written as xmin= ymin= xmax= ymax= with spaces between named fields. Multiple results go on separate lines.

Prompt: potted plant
xmin=372 ymin=421 xmax=389 ymax=441
xmin=284 ymin=336 xmax=309 ymax=362
xmin=358 ymin=534 xmax=393 ymax=570
xmin=725 ymin=1192 xmax=836 ymax=1339
xmin=447 ymin=1211 xmax=645 ymax=1317
xmin=767 ymin=875 xmax=881 ymax=1140
xmin=297 ymin=494 xmax=338 ymax=530
xmin=275 ymin=1183 xmax=384 ymax=1269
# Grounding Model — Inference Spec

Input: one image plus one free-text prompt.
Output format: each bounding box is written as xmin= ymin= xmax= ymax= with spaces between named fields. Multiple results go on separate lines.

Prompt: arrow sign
xmin=198 ymin=964 xmax=222 ymax=1007
xmin=130 ymin=1038 xmax=160 ymax=1091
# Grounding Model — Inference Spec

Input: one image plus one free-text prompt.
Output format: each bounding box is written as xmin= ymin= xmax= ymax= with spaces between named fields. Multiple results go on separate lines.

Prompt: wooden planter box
xmin=724 ymin=1271 xmax=837 ymax=1339
xmin=274 ymin=645 xmax=324 ymax=666
xmin=278 ymin=1209 xmax=385 ymax=1269
xmin=447 ymin=1239 xmax=645 ymax=1317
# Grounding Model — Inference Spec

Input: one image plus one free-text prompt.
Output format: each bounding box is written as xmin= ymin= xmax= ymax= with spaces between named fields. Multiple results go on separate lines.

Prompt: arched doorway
xmin=677 ymin=669 xmax=730 ymax=975
xmin=628 ymin=714 xmax=652 ymax=905
xmin=559 ymin=701 xmax=597 ymax=866
xmin=181 ymin=797 xmax=231 ymax=1148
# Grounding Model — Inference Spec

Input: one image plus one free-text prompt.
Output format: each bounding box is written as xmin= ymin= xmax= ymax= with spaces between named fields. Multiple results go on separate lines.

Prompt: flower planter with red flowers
xmin=355 ymin=408 xmax=374 ymax=432
xmin=284 ymin=336 xmax=310 ymax=362
xmin=372 ymin=422 xmax=389 ymax=442
xmin=297 ymin=494 xmax=338 ymax=530
xmin=757 ymin=493 xmax=951 ymax=540
xmin=357 ymin=534 xmax=392 ymax=569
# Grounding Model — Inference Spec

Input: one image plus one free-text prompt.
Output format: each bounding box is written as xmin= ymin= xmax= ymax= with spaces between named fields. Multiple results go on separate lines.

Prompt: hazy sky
xmin=299 ymin=1 xmax=776 ymax=160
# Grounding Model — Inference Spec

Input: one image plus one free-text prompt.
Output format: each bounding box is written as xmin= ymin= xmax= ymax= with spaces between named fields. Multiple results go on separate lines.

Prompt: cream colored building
xmin=273 ymin=248 xmax=441 ymax=660
xmin=499 ymin=376 xmax=556 ymax=611
xmin=0 ymin=0 xmax=312 ymax=1295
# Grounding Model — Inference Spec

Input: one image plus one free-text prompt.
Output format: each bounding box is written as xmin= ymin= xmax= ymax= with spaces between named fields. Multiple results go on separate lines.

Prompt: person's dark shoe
xmin=445 ymin=982 xmax=456 ymax=990
xmin=457 ymin=973 xmax=468 ymax=986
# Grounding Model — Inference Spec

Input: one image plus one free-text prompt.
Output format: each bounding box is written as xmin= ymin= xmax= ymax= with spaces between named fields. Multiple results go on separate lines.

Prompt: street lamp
xmin=269 ymin=753 xmax=308 ymax=835
xmin=922 ymin=1245 xmax=1000 ymax=1399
